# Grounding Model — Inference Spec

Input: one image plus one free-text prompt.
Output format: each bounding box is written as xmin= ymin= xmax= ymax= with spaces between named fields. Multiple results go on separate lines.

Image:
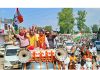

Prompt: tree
xmin=97 ymin=28 xmax=100 ymax=40
xmin=37 ymin=26 xmax=43 ymax=31
xmin=84 ymin=25 xmax=91 ymax=33
xmin=98 ymin=28 xmax=100 ymax=33
xmin=44 ymin=25 xmax=52 ymax=32
xmin=58 ymin=8 xmax=75 ymax=34
xmin=59 ymin=26 xmax=64 ymax=34
xmin=91 ymin=24 xmax=99 ymax=33
xmin=76 ymin=10 xmax=87 ymax=33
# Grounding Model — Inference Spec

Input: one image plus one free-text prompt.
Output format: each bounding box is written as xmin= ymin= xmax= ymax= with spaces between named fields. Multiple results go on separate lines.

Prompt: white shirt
xmin=92 ymin=47 xmax=97 ymax=55
xmin=89 ymin=47 xmax=97 ymax=55
xmin=64 ymin=56 xmax=70 ymax=64
xmin=17 ymin=34 xmax=29 ymax=47
xmin=92 ymin=47 xmax=97 ymax=52
xmin=89 ymin=48 xmax=93 ymax=53
xmin=45 ymin=36 xmax=50 ymax=48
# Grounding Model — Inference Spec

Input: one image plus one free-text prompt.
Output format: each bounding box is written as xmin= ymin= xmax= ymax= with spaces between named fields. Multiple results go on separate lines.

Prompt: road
xmin=0 ymin=57 xmax=4 ymax=70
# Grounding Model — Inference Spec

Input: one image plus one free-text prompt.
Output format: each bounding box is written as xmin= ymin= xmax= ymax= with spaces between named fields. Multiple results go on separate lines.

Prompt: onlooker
xmin=69 ymin=53 xmax=77 ymax=69
xmin=46 ymin=31 xmax=56 ymax=49
xmin=69 ymin=53 xmax=77 ymax=63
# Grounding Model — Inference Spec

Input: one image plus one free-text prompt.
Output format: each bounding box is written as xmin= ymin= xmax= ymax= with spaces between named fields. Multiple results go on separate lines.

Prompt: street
xmin=0 ymin=58 xmax=4 ymax=70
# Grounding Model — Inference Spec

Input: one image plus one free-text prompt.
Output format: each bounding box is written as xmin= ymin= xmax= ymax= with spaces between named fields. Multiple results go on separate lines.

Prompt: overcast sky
xmin=0 ymin=8 xmax=100 ymax=31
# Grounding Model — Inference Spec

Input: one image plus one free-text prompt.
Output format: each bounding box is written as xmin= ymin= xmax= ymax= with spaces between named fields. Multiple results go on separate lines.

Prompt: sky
xmin=0 ymin=8 xmax=100 ymax=31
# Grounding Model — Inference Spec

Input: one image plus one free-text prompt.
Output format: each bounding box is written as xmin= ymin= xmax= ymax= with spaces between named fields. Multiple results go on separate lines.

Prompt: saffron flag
xmin=13 ymin=8 xmax=23 ymax=31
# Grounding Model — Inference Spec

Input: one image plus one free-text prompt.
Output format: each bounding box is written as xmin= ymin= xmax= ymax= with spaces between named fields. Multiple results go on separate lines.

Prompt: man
xmin=70 ymin=53 xmax=77 ymax=63
xmin=89 ymin=44 xmax=97 ymax=62
xmin=46 ymin=31 xmax=56 ymax=49
xmin=12 ymin=27 xmax=29 ymax=49
xmin=69 ymin=53 xmax=77 ymax=69
xmin=38 ymin=29 xmax=49 ymax=49
xmin=64 ymin=55 xmax=70 ymax=70
xmin=80 ymin=44 xmax=86 ymax=57
xmin=85 ymin=47 xmax=93 ymax=70
xmin=85 ymin=46 xmax=92 ymax=59
xmin=33 ymin=26 xmax=39 ymax=41
xmin=27 ymin=29 xmax=38 ymax=50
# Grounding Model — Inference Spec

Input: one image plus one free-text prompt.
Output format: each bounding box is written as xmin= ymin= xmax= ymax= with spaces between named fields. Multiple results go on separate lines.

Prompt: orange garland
xmin=46 ymin=51 xmax=49 ymax=62
xmin=38 ymin=34 xmax=46 ymax=49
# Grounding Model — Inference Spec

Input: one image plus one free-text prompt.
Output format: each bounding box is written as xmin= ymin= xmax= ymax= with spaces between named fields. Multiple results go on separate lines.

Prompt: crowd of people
xmin=47 ymin=33 xmax=99 ymax=70
xmin=5 ymin=25 xmax=100 ymax=70
xmin=60 ymin=37 xmax=99 ymax=70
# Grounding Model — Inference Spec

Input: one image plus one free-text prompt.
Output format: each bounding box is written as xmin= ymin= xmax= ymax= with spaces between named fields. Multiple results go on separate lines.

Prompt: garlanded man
xmin=38 ymin=29 xmax=49 ymax=49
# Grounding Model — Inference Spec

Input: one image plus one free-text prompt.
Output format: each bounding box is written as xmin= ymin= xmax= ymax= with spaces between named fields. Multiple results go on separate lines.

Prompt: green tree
xmin=44 ymin=25 xmax=52 ymax=32
xmin=98 ymin=28 xmax=100 ymax=33
xmin=91 ymin=24 xmax=99 ymax=33
xmin=58 ymin=8 xmax=75 ymax=34
xmin=76 ymin=10 xmax=87 ymax=33
xmin=84 ymin=25 xmax=91 ymax=33
xmin=59 ymin=26 xmax=64 ymax=33
xmin=37 ymin=26 xmax=43 ymax=31
xmin=97 ymin=28 xmax=100 ymax=40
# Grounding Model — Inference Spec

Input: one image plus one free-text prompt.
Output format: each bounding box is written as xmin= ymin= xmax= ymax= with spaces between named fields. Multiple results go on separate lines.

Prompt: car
xmin=91 ymin=38 xmax=97 ymax=43
xmin=0 ymin=35 xmax=6 ymax=57
xmin=0 ymin=41 xmax=16 ymax=57
xmin=94 ymin=41 xmax=100 ymax=51
xmin=3 ymin=45 xmax=22 ymax=70
xmin=63 ymin=40 xmax=74 ymax=53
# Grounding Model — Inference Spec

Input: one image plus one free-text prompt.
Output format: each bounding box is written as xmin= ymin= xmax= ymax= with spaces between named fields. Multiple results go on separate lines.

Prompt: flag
xmin=73 ymin=36 xmax=81 ymax=42
xmin=13 ymin=15 xmax=19 ymax=31
xmin=16 ymin=8 xmax=23 ymax=23
xmin=13 ymin=8 xmax=23 ymax=31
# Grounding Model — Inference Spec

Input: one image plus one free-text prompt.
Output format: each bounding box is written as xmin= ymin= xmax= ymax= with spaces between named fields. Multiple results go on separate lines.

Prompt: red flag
xmin=16 ymin=8 xmax=23 ymax=23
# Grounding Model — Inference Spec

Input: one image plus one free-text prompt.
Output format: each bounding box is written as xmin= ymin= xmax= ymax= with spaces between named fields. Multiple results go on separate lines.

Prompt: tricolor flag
xmin=13 ymin=8 xmax=23 ymax=31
